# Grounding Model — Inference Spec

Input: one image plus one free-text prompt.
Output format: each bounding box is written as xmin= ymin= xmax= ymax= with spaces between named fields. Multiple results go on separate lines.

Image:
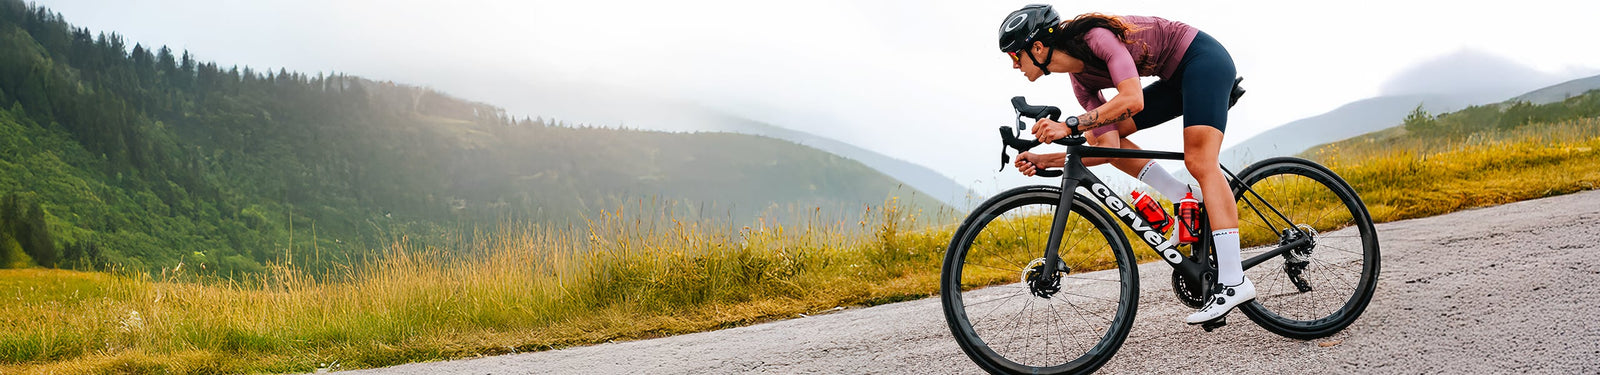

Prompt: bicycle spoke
xmin=1309 ymin=257 xmax=1358 ymax=288
xmin=1313 ymin=243 xmax=1366 ymax=257
xmin=1063 ymin=298 xmax=1114 ymax=324
xmin=1305 ymin=204 xmax=1342 ymax=229
xmin=980 ymin=235 xmax=1031 ymax=272
xmin=1045 ymin=300 xmax=1081 ymax=361
xmin=1060 ymin=291 xmax=1121 ymax=304
xmin=965 ymin=261 xmax=1024 ymax=274
xmin=966 ymin=288 xmax=1030 ymax=308
xmin=1060 ymin=274 xmax=1120 ymax=283
xmin=972 ymin=289 xmax=1028 ymax=324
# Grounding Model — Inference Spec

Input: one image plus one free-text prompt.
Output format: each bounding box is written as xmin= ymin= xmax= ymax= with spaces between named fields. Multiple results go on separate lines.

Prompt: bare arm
xmin=1032 ymin=77 xmax=1146 ymax=143
xmin=1074 ymin=77 xmax=1144 ymax=132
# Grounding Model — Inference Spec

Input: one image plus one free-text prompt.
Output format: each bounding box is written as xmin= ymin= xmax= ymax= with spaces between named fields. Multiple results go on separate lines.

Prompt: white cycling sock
xmin=1138 ymin=160 xmax=1190 ymax=200
xmin=1214 ymin=228 xmax=1244 ymax=285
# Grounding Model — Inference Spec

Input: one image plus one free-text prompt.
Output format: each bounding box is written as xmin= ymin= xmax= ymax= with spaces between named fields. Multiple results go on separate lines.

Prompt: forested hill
xmin=0 ymin=1 xmax=942 ymax=276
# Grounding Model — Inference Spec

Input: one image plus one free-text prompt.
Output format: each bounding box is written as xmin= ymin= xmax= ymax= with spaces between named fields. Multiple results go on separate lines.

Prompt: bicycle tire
xmin=1230 ymin=157 xmax=1380 ymax=339
xmin=941 ymin=185 xmax=1139 ymax=374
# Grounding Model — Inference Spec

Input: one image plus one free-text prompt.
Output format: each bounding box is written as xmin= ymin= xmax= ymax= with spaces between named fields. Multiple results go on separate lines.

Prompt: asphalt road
xmin=347 ymin=189 xmax=1600 ymax=374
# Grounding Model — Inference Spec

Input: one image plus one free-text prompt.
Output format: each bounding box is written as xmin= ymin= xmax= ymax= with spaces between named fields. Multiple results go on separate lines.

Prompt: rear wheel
xmin=941 ymin=186 xmax=1139 ymax=374
xmin=1231 ymin=157 xmax=1380 ymax=339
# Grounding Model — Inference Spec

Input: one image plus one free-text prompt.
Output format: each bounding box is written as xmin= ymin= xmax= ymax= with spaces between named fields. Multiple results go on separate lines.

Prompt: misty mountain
xmin=1223 ymin=50 xmax=1571 ymax=167
xmin=1222 ymin=94 xmax=1481 ymax=167
xmin=691 ymin=110 xmax=983 ymax=209
xmin=456 ymin=80 xmax=979 ymax=208
xmin=1510 ymin=74 xmax=1600 ymax=105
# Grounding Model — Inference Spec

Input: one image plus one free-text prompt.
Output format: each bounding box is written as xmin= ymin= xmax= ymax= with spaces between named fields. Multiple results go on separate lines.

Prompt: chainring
xmin=1170 ymin=270 xmax=1207 ymax=308
xmin=1170 ymin=244 xmax=1218 ymax=309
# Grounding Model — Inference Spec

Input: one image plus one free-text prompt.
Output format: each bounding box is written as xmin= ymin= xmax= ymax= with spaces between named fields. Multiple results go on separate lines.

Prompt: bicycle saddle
xmin=1229 ymin=77 xmax=1246 ymax=108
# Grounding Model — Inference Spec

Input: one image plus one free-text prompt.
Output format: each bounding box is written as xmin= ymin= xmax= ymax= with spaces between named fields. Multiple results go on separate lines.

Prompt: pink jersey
xmin=1069 ymin=15 xmax=1198 ymax=111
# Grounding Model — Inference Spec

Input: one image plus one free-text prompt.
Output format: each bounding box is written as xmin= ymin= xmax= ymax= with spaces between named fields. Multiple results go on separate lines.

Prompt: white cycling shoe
xmin=1185 ymin=277 xmax=1256 ymax=324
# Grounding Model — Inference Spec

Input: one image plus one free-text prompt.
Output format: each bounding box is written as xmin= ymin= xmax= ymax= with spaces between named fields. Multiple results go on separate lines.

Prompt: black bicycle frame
xmin=1034 ymin=138 xmax=1311 ymax=286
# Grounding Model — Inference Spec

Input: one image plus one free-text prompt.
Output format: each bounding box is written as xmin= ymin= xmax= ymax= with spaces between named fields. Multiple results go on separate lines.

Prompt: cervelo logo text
xmin=1003 ymin=14 xmax=1028 ymax=32
xmin=1090 ymin=183 xmax=1182 ymax=263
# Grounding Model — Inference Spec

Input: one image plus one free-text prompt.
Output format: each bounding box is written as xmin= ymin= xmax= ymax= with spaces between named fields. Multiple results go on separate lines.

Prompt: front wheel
xmin=941 ymin=186 xmax=1139 ymax=375
xmin=1231 ymin=157 xmax=1381 ymax=339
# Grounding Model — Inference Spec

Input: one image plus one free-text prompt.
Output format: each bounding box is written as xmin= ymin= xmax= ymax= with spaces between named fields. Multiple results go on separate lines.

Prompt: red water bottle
xmin=1176 ymin=192 xmax=1202 ymax=244
xmin=1130 ymin=191 xmax=1173 ymax=233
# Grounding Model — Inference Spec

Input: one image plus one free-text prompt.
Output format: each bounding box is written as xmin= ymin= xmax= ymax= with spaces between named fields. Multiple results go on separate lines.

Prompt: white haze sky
xmin=37 ymin=0 xmax=1600 ymax=195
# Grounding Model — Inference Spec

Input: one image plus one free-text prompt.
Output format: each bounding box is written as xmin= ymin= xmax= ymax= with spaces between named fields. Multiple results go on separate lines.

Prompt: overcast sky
xmin=36 ymin=0 xmax=1600 ymax=194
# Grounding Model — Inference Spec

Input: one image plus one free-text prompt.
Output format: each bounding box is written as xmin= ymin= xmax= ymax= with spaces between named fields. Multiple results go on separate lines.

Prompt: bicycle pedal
xmin=1199 ymin=317 xmax=1227 ymax=332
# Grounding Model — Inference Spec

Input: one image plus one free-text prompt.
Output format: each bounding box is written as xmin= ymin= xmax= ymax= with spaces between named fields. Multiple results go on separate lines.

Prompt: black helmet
xmin=998 ymin=4 xmax=1061 ymax=53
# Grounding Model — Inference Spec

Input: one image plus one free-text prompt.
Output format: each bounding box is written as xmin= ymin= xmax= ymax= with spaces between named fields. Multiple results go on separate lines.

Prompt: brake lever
xmin=998 ymin=125 xmax=1019 ymax=172
xmin=998 ymin=142 xmax=1010 ymax=172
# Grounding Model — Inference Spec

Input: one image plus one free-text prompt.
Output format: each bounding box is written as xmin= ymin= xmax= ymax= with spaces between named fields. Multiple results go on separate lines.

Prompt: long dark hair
xmin=1044 ymin=13 xmax=1154 ymax=73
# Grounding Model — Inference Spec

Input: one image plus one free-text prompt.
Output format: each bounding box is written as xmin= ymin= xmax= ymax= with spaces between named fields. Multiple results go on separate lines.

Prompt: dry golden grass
xmin=0 ymin=198 xmax=959 ymax=374
xmin=1317 ymin=118 xmax=1600 ymax=222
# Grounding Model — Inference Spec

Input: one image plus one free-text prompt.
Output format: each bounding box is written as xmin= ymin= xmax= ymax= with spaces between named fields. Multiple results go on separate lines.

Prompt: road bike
xmin=940 ymin=95 xmax=1381 ymax=374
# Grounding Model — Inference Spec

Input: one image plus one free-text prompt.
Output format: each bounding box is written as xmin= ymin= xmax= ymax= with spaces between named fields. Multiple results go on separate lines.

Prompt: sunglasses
xmin=1008 ymin=51 xmax=1023 ymax=62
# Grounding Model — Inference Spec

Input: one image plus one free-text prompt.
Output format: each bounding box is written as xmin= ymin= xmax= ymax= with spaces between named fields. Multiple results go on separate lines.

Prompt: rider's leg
xmin=1183 ymin=126 xmax=1241 ymax=284
xmin=1179 ymin=30 xmax=1254 ymax=324
xmin=1182 ymin=125 xmax=1254 ymax=324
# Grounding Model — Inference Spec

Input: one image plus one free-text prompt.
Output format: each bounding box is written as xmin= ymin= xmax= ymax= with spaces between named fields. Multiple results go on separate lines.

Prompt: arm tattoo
xmin=1078 ymin=110 xmax=1100 ymax=129
xmin=1076 ymin=108 xmax=1136 ymax=131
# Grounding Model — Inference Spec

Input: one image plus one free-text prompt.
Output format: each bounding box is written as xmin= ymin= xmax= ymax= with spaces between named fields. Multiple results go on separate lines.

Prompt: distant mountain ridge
xmin=1222 ymin=94 xmax=1481 ymax=167
xmin=1510 ymin=74 xmax=1600 ymax=104
xmin=691 ymin=111 xmax=981 ymax=209
xmin=457 ymin=81 xmax=980 ymax=208
xmin=1223 ymin=50 xmax=1576 ymax=167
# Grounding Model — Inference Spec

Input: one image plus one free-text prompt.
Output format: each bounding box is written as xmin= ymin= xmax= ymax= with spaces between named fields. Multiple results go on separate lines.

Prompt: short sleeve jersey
xmin=1068 ymin=15 xmax=1199 ymax=111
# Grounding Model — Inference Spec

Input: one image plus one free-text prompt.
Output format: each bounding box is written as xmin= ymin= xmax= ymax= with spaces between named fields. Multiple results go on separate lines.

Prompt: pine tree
xmin=18 ymin=201 xmax=56 ymax=267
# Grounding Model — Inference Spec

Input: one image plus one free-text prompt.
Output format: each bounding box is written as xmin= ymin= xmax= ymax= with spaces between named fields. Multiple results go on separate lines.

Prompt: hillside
xmin=1509 ymin=74 xmax=1600 ymax=105
xmin=1222 ymin=50 xmax=1570 ymax=167
xmin=1307 ymin=89 xmax=1600 ymax=158
xmin=458 ymin=82 xmax=979 ymax=207
xmin=1221 ymin=94 xmax=1479 ymax=167
xmin=0 ymin=1 xmax=943 ymax=275
xmin=1301 ymin=74 xmax=1600 ymax=160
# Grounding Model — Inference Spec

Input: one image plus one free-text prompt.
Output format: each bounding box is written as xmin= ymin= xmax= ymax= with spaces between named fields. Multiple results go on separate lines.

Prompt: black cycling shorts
xmin=1131 ymin=31 xmax=1235 ymax=133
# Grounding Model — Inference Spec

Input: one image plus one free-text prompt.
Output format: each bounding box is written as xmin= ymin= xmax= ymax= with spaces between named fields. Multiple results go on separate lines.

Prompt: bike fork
xmin=1038 ymin=175 xmax=1080 ymax=279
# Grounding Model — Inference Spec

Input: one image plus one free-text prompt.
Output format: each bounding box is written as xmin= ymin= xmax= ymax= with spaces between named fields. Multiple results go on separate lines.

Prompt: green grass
xmin=2 ymin=117 xmax=1598 ymax=374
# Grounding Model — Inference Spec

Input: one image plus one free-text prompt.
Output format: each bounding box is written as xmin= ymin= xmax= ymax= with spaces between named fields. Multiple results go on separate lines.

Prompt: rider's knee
xmin=1185 ymin=158 xmax=1221 ymax=179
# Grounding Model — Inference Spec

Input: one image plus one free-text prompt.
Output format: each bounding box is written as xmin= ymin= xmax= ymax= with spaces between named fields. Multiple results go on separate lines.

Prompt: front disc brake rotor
xmin=1022 ymin=258 xmax=1068 ymax=299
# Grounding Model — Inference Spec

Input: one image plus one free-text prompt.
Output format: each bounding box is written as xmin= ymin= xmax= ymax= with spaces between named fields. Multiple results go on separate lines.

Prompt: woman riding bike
xmin=999 ymin=4 xmax=1249 ymax=324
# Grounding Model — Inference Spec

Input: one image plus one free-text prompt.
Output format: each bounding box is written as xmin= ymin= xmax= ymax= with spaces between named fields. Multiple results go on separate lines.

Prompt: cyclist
xmin=998 ymin=4 xmax=1251 ymax=325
